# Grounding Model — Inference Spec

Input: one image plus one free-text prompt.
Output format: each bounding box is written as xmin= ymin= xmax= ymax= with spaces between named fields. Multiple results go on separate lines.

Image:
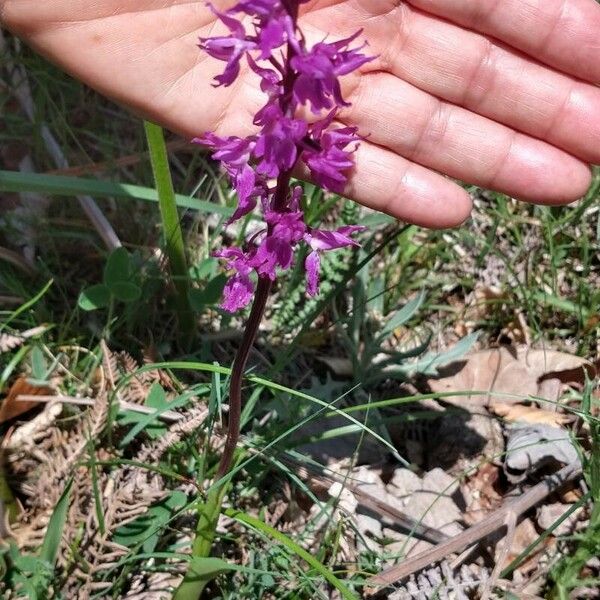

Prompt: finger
xmin=336 ymin=142 xmax=473 ymax=228
xmin=366 ymin=5 xmax=600 ymax=165
xmin=406 ymin=0 xmax=600 ymax=85
xmin=342 ymin=72 xmax=592 ymax=204
xmin=0 ymin=1 xmax=228 ymax=134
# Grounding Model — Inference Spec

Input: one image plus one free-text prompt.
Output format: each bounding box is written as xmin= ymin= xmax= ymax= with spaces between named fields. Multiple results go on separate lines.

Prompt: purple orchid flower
xmin=199 ymin=7 xmax=257 ymax=87
xmin=304 ymin=225 xmax=365 ymax=295
xmin=291 ymin=31 xmax=374 ymax=113
xmin=196 ymin=0 xmax=371 ymax=312
xmin=214 ymin=248 xmax=255 ymax=312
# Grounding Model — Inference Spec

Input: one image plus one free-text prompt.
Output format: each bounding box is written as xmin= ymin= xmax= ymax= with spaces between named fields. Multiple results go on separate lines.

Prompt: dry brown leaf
xmin=490 ymin=403 xmax=571 ymax=427
xmin=316 ymin=356 xmax=353 ymax=377
xmin=463 ymin=463 xmax=503 ymax=526
xmin=428 ymin=346 xmax=592 ymax=407
xmin=0 ymin=377 xmax=51 ymax=423
xmin=501 ymin=518 xmax=540 ymax=571
xmin=0 ymin=326 xmax=47 ymax=354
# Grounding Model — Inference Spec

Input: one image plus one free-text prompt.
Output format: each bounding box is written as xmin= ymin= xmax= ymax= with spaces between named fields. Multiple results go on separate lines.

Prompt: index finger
xmin=407 ymin=0 xmax=600 ymax=85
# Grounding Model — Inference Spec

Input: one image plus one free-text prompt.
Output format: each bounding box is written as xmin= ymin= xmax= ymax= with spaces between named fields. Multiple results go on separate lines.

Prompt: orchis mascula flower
xmin=195 ymin=0 xmax=372 ymax=312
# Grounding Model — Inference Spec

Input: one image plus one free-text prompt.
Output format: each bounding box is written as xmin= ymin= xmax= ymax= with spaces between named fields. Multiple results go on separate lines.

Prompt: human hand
xmin=2 ymin=0 xmax=599 ymax=228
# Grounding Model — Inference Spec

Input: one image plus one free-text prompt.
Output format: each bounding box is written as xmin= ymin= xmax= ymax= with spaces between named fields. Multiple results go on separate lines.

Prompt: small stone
xmin=537 ymin=502 xmax=584 ymax=536
xmin=388 ymin=468 xmax=422 ymax=505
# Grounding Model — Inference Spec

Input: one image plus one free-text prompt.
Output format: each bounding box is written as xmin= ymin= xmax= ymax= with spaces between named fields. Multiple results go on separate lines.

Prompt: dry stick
xmin=0 ymin=31 xmax=121 ymax=251
xmin=480 ymin=510 xmax=517 ymax=600
xmin=16 ymin=394 xmax=183 ymax=423
xmin=46 ymin=139 xmax=190 ymax=177
xmin=365 ymin=464 xmax=582 ymax=592
xmin=280 ymin=455 xmax=448 ymax=545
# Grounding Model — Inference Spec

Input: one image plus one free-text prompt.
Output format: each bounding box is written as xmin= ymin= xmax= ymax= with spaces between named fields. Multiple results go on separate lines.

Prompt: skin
xmin=1 ymin=0 xmax=600 ymax=228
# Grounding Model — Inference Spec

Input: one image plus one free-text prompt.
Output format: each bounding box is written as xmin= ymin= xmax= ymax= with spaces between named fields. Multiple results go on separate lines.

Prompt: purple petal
xmin=231 ymin=0 xmax=283 ymax=18
xmin=306 ymin=226 xmax=365 ymax=251
xmin=221 ymin=273 xmax=254 ymax=312
xmin=258 ymin=17 xmax=286 ymax=59
xmin=208 ymin=3 xmax=247 ymax=38
xmin=229 ymin=166 xmax=258 ymax=222
xmin=247 ymin=55 xmax=282 ymax=95
xmin=305 ymin=251 xmax=320 ymax=296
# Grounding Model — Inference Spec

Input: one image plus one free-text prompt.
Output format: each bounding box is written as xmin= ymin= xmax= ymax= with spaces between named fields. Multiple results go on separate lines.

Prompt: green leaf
xmin=30 ymin=347 xmax=46 ymax=381
xmin=103 ymin=247 xmax=131 ymax=287
xmin=190 ymin=257 xmax=218 ymax=280
xmin=409 ymin=331 xmax=479 ymax=376
xmin=118 ymin=386 xmax=196 ymax=447
xmin=377 ymin=290 xmax=426 ymax=343
xmin=118 ymin=383 xmax=169 ymax=444
xmin=78 ymin=284 xmax=111 ymax=311
xmin=186 ymin=557 xmax=230 ymax=579
xmin=110 ymin=281 xmax=142 ymax=303
xmin=144 ymin=121 xmax=195 ymax=346
xmin=113 ymin=491 xmax=187 ymax=554
xmin=39 ymin=479 xmax=72 ymax=566
xmin=0 ymin=170 xmax=233 ymax=216
xmin=188 ymin=274 xmax=227 ymax=310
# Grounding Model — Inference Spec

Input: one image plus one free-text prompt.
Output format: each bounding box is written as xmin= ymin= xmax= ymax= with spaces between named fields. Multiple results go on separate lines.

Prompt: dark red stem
xmin=216 ymin=1 xmax=301 ymax=480
xmin=216 ymin=275 xmax=272 ymax=479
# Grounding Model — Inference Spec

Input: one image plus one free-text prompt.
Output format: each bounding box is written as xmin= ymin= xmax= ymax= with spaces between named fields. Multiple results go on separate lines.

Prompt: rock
xmin=345 ymin=466 xmax=384 ymax=552
xmin=388 ymin=468 xmax=422 ymax=503
xmin=537 ymin=502 xmax=585 ymax=536
xmin=382 ymin=468 xmax=464 ymax=558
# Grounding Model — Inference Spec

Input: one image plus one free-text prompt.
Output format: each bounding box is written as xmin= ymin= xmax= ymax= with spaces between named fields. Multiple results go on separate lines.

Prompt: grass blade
xmin=0 ymin=170 xmax=232 ymax=216
xmin=39 ymin=478 xmax=72 ymax=565
xmin=144 ymin=121 xmax=195 ymax=345
xmin=225 ymin=508 xmax=359 ymax=600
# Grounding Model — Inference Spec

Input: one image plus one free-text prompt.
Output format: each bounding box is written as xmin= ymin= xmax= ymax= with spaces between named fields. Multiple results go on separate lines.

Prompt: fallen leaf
xmin=0 ymin=326 xmax=47 ymax=354
xmin=490 ymin=403 xmax=571 ymax=427
xmin=463 ymin=463 xmax=503 ymax=526
xmin=501 ymin=518 xmax=539 ymax=570
xmin=428 ymin=346 xmax=593 ymax=407
xmin=316 ymin=356 xmax=353 ymax=377
xmin=0 ymin=377 xmax=51 ymax=423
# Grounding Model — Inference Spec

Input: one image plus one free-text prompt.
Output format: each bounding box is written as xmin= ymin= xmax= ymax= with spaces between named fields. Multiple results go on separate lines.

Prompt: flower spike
xmin=197 ymin=0 xmax=370 ymax=311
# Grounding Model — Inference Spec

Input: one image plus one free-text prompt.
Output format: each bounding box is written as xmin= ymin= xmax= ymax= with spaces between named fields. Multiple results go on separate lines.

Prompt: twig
xmin=365 ymin=464 xmax=582 ymax=593
xmin=0 ymin=31 xmax=121 ymax=251
xmin=16 ymin=394 xmax=182 ymax=423
xmin=279 ymin=455 xmax=448 ymax=545
xmin=480 ymin=510 xmax=517 ymax=600
xmin=46 ymin=139 xmax=190 ymax=177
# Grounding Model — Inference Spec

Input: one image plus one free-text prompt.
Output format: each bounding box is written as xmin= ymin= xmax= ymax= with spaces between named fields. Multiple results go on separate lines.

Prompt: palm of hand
xmin=2 ymin=0 xmax=600 ymax=227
